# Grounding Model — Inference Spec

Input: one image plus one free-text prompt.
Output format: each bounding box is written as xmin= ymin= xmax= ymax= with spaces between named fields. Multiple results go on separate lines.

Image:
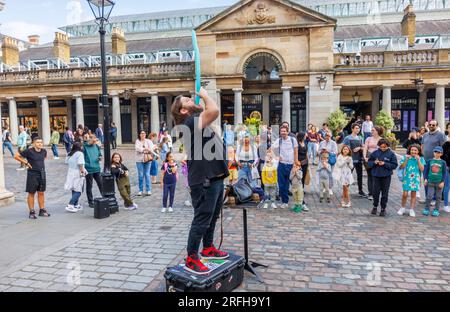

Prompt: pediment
xmin=196 ymin=0 xmax=336 ymax=33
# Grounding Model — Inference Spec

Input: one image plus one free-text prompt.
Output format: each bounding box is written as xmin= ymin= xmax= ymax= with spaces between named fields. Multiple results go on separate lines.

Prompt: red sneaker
xmin=185 ymin=254 xmax=211 ymax=275
xmin=200 ymin=245 xmax=229 ymax=260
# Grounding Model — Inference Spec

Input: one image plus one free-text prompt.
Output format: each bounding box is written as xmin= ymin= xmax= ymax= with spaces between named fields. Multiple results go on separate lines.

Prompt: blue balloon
xmin=192 ymin=30 xmax=201 ymax=105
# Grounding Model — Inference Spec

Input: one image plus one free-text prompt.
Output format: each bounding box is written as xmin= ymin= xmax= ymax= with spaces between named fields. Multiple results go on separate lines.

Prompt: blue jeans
xmin=364 ymin=132 xmax=371 ymax=141
xmin=51 ymin=144 xmax=59 ymax=157
xmin=278 ymin=163 xmax=293 ymax=204
xmin=238 ymin=164 xmax=256 ymax=188
xmin=2 ymin=141 xmax=14 ymax=156
xmin=443 ymin=173 xmax=450 ymax=207
xmin=307 ymin=142 xmax=318 ymax=164
xmin=136 ymin=162 xmax=151 ymax=192
xmin=69 ymin=191 xmax=81 ymax=206
xmin=64 ymin=142 xmax=72 ymax=154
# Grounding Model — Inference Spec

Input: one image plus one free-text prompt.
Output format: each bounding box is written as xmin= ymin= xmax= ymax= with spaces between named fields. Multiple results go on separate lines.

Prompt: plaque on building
xmin=248 ymin=2 xmax=276 ymax=25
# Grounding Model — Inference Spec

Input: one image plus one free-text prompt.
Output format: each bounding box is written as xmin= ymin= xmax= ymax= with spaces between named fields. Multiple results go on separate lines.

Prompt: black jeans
xmin=86 ymin=172 xmax=103 ymax=204
xmin=354 ymin=162 xmax=363 ymax=193
xmin=373 ymin=176 xmax=391 ymax=210
xmin=367 ymin=167 xmax=373 ymax=196
xmin=187 ymin=179 xmax=224 ymax=256
xmin=111 ymin=137 xmax=117 ymax=149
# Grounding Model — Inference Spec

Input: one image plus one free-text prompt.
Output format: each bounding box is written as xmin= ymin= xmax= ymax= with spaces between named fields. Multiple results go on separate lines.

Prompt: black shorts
xmin=26 ymin=170 xmax=46 ymax=193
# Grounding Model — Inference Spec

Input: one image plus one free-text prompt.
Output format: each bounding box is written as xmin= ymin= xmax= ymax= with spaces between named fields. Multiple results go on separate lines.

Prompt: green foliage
xmin=244 ymin=117 xmax=260 ymax=136
xmin=375 ymin=110 xmax=395 ymax=132
xmin=327 ymin=109 xmax=348 ymax=134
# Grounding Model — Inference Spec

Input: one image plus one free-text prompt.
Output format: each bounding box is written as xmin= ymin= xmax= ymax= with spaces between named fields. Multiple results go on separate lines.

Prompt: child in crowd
xmin=159 ymin=137 xmax=169 ymax=164
xmin=181 ymin=156 xmax=192 ymax=207
xmin=423 ymin=146 xmax=447 ymax=217
xmin=368 ymin=139 xmax=398 ymax=217
xmin=317 ymin=151 xmax=332 ymax=203
xmin=333 ymin=145 xmax=354 ymax=207
xmin=161 ymin=152 xmax=178 ymax=213
xmin=289 ymin=163 xmax=304 ymax=213
xmin=111 ymin=152 xmax=138 ymax=210
xmin=398 ymin=144 xmax=425 ymax=217
xmin=261 ymin=153 xmax=278 ymax=209
xmin=227 ymin=146 xmax=239 ymax=185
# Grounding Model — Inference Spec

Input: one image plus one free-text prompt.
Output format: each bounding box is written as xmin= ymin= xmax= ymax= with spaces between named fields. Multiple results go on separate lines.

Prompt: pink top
xmin=365 ymin=136 xmax=380 ymax=154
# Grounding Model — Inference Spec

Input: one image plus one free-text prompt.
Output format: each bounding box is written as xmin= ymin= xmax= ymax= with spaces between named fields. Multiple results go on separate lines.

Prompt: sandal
xmin=29 ymin=210 xmax=37 ymax=219
xmin=38 ymin=209 xmax=51 ymax=217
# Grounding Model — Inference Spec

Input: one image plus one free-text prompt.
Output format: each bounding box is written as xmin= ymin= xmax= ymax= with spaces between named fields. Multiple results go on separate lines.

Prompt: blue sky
xmin=0 ymin=0 xmax=237 ymax=43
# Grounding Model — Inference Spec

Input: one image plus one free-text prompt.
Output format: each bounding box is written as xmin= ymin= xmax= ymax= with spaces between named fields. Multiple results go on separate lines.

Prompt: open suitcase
xmin=164 ymin=252 xmax=245 ymax=292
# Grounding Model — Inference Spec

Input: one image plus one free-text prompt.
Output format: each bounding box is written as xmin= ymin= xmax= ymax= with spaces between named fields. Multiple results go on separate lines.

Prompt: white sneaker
xmin=133 ymin=203 xmax=138 ymax=209
xmin=409 ymin=209 xmax=416 ymax=217
xmin=281 ymin=203 xmax=288 ymax=209
xmin=443 ymin=206 xmax=450 ymax=213
xmin=126 ymin=205 xmax=137 ymax=211
xmin=185 ymin=200 xmax=192 ymax=207
xmin=137 ymin=191 xmax=143 ymax=196
xmin=147 ymin=191 xmax=152 ymax=196
xmin=431 ymin=200 xmax=436 ymax=206
xmin=271 ymin=202 xmax=277 ymax=209
xmin=263 ymin=203 xmax=269 ymax=209
xmin=168 ymin=207 xmax=173 ymax=213
xmin=397 ymin=207 xmax=406 ymax=216
xmin=329 ymin=190 xmax=333 ymax=196
xmin=302 ymin=205 xmax=309 ymax=212
xmin=54 ymin=157 xmax=60 ymax=160
xmin=161 ymin=207 xmax=166 ymax=213
xmin=65 ymin=205 xmax=78 ymax=213
xmin=75 ymin=205 xmax=83 ymax=211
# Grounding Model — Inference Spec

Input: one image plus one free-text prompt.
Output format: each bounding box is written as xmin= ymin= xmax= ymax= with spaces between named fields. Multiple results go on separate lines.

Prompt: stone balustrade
xmin=0 ymin=62 xmax=194 ymax=85
xmin=335 ymin=49 xmax=449 ymax=68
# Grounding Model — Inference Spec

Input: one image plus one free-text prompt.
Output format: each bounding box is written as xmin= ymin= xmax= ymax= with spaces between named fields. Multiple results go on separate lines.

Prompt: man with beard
xmin=171 ymin=88 xmax=229 ymax=275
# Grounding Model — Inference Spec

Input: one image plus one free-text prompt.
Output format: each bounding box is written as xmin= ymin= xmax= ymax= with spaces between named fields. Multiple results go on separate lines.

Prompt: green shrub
xmin=374 ymin=110 xmax=394 ymax=132
xmin=327 ymin=109 xmax=348 ymax=135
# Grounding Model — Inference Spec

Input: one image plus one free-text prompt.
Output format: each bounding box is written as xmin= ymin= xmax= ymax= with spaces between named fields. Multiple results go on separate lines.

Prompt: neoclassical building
xmin=1 ymin=0 xmax=450 ymax=145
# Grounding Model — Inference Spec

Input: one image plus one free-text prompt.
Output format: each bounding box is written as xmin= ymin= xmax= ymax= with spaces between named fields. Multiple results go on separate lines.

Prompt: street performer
xmin=171 ymin=87 xmax=229 ymax=275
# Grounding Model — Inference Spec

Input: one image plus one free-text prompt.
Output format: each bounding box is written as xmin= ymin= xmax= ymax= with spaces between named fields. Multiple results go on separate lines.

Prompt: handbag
xmin=304 ymin=168 xmax=311 ymax=185
xmin=231 ymin=179 xmax=253 ymax=204
xmin=328 ymin=153 xmax=337 ymax=166
xmin=143 ymin=152 xmax=153 ymax=163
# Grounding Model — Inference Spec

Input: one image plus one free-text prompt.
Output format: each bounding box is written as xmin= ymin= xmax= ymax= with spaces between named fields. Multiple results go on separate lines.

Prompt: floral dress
xmin=400 ymin=155 xmax=425 ymax=191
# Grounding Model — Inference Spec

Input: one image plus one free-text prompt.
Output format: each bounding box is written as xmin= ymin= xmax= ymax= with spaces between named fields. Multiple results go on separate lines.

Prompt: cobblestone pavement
xmin=0 ymin=147 xmax=449 ymax=292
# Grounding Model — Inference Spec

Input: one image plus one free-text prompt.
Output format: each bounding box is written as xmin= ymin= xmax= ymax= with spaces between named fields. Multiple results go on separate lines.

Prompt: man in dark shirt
xmin=14 ymin=137 xmax=50 ymax=219
xmin=171 ymin=87 xmax=229 ymax=275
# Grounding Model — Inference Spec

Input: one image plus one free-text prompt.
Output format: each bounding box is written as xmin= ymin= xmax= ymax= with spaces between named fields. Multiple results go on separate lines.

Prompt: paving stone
xmin=121 ymin=282 xmax=148 ymax=291
xmin=98 ymin=280 xmax=124 ymax=288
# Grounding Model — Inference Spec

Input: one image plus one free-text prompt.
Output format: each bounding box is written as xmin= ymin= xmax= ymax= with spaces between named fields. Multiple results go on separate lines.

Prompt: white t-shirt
xmin=362 ymin=121 xmax=373 ymax=133
xmin=272 ymin=137 xmax=298 ymax=165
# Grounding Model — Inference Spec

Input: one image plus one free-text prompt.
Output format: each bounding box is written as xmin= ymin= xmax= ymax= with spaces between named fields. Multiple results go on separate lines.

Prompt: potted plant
xmin=327 ymin=109 xmax=348 ymax=136
xmin=374 ymin=110 xmax=399 ymax=149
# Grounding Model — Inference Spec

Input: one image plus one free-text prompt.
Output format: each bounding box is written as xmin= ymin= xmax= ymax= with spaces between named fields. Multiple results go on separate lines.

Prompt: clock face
xmin=250 ymin=111 xmax=262 ymax=120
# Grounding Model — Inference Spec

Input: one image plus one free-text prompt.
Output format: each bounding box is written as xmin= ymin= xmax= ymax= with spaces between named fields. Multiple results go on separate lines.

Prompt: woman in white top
xmin=363 ymin=126 xmax=383 ymax=201
xmin=64 ymin=142 xmax=87 ymax=213
xmin=236 ymin=134 xmax=259 ymax=188
xmin=135 ymin=130 xmax=154 ymax=196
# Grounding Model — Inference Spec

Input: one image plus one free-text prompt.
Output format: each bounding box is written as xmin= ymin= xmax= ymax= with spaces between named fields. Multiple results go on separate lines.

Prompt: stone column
xmin=0 ymin=104 xmax=15 ymax=207
xmin=165 ymin=96 xmax=173 ymax=131
xmin=333 ymin=86 xmax=342 ymax=111
xmin=111 ymin=92 xmax=122 ymax=145
xmin=150 ymin=92 xmax=159 ymax=134
xmin=282 ymin=86 xmax=292 ymax=125
xmin=262 ymin=93 xmax=270 ymax=124
xmin=418 ymin=88 xmax=427 ymax=126
xmin=436 ymin=85 xmax=446 ymax=129
xmin=371 ymin=88 xmax=381 ymax=119
xmin=40 ymin=96 xmax=51 ymax=145
xmin=7 ymin=97 xmax=18 ymax=144
xmin=382 ymin=86 xmax=392 ymax=115
xmin=66 ymin=99 xmax=73 ymax=130
xmin=216 ymin=89 xmax=222 ymax=128
xmin=131 ymin=96 xmax=138 ymax=142
xmin=74 ymin=94 xmax=84 ymax=127
xmin=233 ymin=88 xmax=243 ymax=125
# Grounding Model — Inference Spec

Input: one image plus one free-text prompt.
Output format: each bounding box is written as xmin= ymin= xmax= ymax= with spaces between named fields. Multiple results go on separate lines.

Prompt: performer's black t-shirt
xmin=183 ymin=113 xmax=229 ymax=187
xmin=20 ymin=147 xmax=47 ymax=172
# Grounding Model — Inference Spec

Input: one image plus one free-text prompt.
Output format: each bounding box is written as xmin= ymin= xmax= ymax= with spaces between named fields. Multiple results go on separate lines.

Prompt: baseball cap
xmin=433 ymin=146 xmax=443 ymax=153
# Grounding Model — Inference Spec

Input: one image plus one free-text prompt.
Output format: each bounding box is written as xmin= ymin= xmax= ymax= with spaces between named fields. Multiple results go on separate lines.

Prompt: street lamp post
xmin=88 ymin=0 xmax=118 ymax=214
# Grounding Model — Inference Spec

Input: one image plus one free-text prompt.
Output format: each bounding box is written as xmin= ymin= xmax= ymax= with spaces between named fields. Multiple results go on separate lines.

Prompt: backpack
xmin=231 ymin=178 xmax=253 ymax=204
xmin=328 ymin=153 xmax=337 ymax=166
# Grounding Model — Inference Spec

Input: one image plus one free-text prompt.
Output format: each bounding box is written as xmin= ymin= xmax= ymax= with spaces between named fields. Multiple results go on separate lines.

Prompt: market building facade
xmin=0 ymin=0 xmax=449 ymax=145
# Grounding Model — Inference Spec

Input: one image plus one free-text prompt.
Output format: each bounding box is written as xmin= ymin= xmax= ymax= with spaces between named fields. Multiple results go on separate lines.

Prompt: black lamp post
xmin=88 ymin=0 xmax=118 ymax=213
